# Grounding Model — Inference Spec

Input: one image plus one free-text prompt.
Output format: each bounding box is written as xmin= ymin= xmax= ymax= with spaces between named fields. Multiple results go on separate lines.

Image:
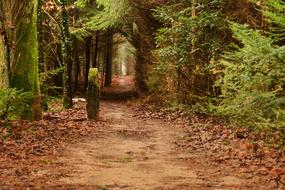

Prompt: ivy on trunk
xmin=60 ymin=0 xmax=73 ymax=109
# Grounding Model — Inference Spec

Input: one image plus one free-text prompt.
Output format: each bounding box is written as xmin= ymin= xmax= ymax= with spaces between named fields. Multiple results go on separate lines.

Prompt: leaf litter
xmin=0 ymin=99 xmax=285 ymax=189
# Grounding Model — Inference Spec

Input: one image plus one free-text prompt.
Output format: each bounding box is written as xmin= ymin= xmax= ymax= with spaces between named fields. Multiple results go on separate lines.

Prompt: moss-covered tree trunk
xmin=0 ymin=1 xmax=11 ymax=88
xmin=10 ymin=0 xmax=42 ymax=120
xmin=87 ymin=68 xmax=100 ymax=120
xmin=60 ymin=0 xmax=73 ymax=108
xmin=0 ymin=38 xmax=5 ymax=88
xmin=104 ymin=29 xmax=113 ymax=87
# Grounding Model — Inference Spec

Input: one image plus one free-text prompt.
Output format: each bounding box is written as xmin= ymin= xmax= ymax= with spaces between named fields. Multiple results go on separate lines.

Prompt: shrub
xmin=213 ymin=22 xmax=285 ymax=131
xmin=0 ymin=88 xmax=33 ymax=121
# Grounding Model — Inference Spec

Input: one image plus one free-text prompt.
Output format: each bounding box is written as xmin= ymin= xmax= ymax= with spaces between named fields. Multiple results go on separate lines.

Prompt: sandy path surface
xmin=58 ymin=101 xmax=266 ymax=190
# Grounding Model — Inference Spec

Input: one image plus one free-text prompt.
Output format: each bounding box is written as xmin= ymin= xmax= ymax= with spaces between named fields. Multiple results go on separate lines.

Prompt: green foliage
xmin=0 ymin=88 xmax=32 ymax=121
xmin=70 ymin=27 xmax=90 ymax=41
xmin=74 ymin=0 xmax=88 ymax=8
xmin=262 ymin=0 xmax=285 ymax=42
xmin=150 ymin=0 xmax=228 ymax=106
xmin=39 ymin=67 xmax=64 ymax=96
xmin=214 ymin=22 xmax=285 ymax=131
xmin=150 ymin=0 xmax=285 ymax=135
xmin=75 ymin=0 xmax=130 ymax=31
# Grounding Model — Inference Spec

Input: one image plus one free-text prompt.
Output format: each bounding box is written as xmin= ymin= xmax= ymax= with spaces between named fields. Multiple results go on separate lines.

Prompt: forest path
xmin=0 ymin=77 xmax=282 ymax=189
xmin=58 ymin=101 xmax=255 ymax=190
xmin=60 ymin=101 xmax=196 ymax=189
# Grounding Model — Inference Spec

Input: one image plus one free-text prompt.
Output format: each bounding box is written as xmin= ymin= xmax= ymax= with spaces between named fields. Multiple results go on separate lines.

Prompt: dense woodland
xmin=1 ymin=0 xmax=285 ymax=189
xmin=1 ymin=0 xmax=285 ymax=137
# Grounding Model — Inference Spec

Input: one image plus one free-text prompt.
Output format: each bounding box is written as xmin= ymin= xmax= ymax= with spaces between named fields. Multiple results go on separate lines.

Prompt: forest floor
xmin=1 ymin=76 xmax=285 ymax=190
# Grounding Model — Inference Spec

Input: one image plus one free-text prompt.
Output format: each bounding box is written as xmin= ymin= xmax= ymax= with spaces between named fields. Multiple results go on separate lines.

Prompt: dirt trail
xmin=0 ymin=77 xmax=282 ymax=189
xmin=58 ymin=101 xmax=261 ymax=190
xmin=60 ymin=101 xmax=194 ymax=189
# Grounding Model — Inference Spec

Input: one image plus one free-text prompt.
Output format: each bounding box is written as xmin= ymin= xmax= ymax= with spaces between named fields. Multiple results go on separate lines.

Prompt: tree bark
xmin=0 ymin=37 xmax=5 ymax=87
xmin=92 ymin=31 xmax=99 ymax=68
xmin=191 ymin=0 xmax=197 ymax=50
xmin=84 ymin=36 xmax=92 ymax=90
xmin=104 ymin=29 xmax=113 ymax=87
xmin=37 ymin=0 xmax=44 ymax=73
xmin=72 ymin=37 xmax=80 ymax=94
xmin=10 ymin=0 xmax=42 ymax=120
xmin=60 ymin=0 xmax=73 ymax=108
xmin=0 ymin=0 xmax=11 ymax=87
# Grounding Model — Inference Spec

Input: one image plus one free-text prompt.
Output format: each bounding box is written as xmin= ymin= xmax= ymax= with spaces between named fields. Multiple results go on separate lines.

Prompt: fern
xmin=0 ymin=88 xmax=32 ymax=121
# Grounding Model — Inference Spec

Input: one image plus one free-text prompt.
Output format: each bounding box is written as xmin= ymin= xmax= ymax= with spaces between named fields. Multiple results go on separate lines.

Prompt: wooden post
xmin=87 ymin=68 xmax=100 ymax=120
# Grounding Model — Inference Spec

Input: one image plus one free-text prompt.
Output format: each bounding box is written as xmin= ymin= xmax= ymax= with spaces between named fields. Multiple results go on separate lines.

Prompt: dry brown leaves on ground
xmin=134 ymin=105 xmax=285 ymax=189
xmin=0 ymin=101 xmax=105 ymax=189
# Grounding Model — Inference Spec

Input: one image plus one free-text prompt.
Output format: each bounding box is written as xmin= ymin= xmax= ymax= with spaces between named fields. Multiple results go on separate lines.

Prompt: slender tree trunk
xmin=0 ymin=38 xmax=5 ymax=87
xmin=0 ymin=0 xmax=11 ymax=87
xmin=72 ymin=37 xmax=80 ymax=94
xmin=191 ymin=0 xmax=197 ymax=50
xmin=104 ymin=29 xmax=113 ymax=87
xmin=10 ymin=0 xmax=42 ymax=120
xmin=37 ymin=0 xmax=44 ymax=73
xmin=37 ymin=0 xmax=48 ymax=111
xmin=92 ymin=31 xmax=99 ymax=68
xmin=84 ymin=36 xmax=92 ymax=90
xmin=60 ymin=0 xmax=73 ymax=108
xmin=1 ymin=34 xmax=11 ymax=88
xmin=177 ymin=66 xmax=182 ymax=104
xmin=135 ymin=42 xmax=147 ymax=90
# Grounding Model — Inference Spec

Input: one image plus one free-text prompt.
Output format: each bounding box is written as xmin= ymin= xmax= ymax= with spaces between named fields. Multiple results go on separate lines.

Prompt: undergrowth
xmin=0 ymin=88 xmax=32 ymax=121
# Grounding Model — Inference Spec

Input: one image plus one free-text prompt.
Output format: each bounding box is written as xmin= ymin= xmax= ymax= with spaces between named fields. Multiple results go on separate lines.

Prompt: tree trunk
xmin=60 ymin=0 xmax=73 ymax=108
xmin=10 ymin=0 xmax=42 ymax=120
xmin=92 ymin=31 xmax=99 ymax=68
xmin=37 ymin=0 xmax=44 ymax=73
xmin=72 ymin=37 xmax=80 ymax=94
xmin=191 ymin=0 xmax=197 ymax=50
xmin=0 ymin=0 xmax=11 ymax=87
xmin=2 ymin=34 xmax=11 ymax=88
xmin=87 ymin=68 xmax=100 ymax=120
xmin=104 ymin=29 xmax=113 ymax=87
xmin=84 ymin=36 xmax=92 ymax=90
xmin=0 ymin=38 xmax=5 ymax=88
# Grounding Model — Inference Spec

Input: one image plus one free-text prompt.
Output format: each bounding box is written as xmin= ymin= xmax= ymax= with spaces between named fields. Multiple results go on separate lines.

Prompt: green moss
xmin=87 ymin=68 xmax=100 ymax=120
xmin=88 ymin=68 xmax=99 ymax=83
xmin=0 ymin=40 xmax=5 ymax=87
xmin=60 ymin=0 xmax=73 ymax=109
xmin=10 ymin=0 xmax=41 ymax=120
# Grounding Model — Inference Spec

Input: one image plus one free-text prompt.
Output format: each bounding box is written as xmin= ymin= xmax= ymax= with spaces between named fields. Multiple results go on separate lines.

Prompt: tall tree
xmin=0 ymin=0 xmax=11 ymax=87
xmin=84 ymin=36 xmax=92 ymax=90
xmin=37 ymin=0 xmax=45 ymax=73
xmin=60 ymin=0 xmax=73 ymax=108
xmin=104 ymin=29 xmax=113 ymax=87
xmin=0 ymin=36 xmax=5 ymax=87
xmin=1 ymin=0 xmax=42 ymax=120
xmin=93 ymin=31 xmax=99 ymax=68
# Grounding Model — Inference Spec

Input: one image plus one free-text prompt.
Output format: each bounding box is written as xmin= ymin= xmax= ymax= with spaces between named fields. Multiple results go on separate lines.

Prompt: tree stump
xmin=87 ymin=68 xmax=100 ymax=120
